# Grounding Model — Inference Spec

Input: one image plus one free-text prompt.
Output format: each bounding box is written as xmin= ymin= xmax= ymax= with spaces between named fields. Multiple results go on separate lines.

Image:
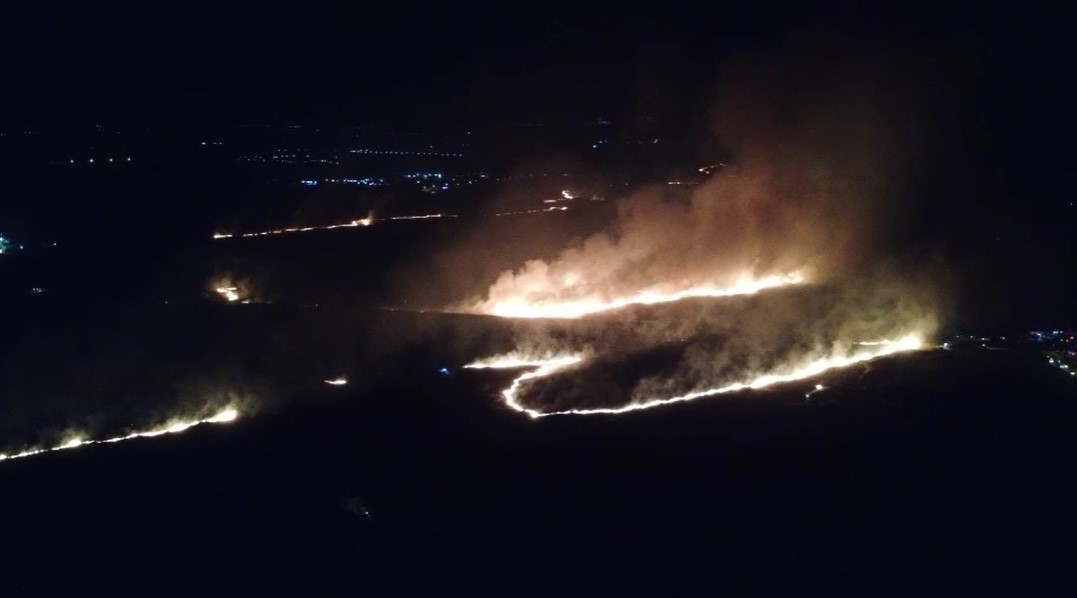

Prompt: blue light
xmin=439 ymin=367 xmax=450 ymax=375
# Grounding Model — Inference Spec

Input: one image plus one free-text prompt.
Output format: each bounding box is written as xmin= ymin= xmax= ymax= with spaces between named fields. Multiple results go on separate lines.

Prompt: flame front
xmin=474 ymin=271 xmax=805 ymax=319
xmin=465 ymin=335 xmax=923 ymax=418
xmin=216 ymin=287 xmax=240 ymax=302
xmin=211 ymin=211 xmax=460 ymax=240
xmin=0 ymin=407 xmax=240 ymax=464
xmin=465 ymin=354 xmax=586 ymax=417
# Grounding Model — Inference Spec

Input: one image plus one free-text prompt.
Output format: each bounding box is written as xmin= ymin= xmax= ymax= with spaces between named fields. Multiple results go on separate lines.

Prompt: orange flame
xmin=473 ymin=271 xmax=805 ymax=319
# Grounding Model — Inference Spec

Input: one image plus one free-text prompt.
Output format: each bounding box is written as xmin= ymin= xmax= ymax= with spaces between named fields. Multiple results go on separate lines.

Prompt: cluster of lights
xmin=238 ymin=151 xmax=339 ymax=165
xmin=297 ymin=177 xmax=389 ymax=187
xmin=496 ymin=173 xmax=572 ymax=182
xmin=351 ymin=149 xmax=464 ymax=158
xmin=1046 ymin=354 xmax=1077 ymax=378
xmin=68 ymin=157 xmax=132 ymax=164
xmin=0 ymin=407 xmax=239 ymax=464
xmin=324 ymin=377 xmax=349 ymax=386
xmin=465 ymin=335 xmax=924 ymax=418
xmin=417 ymin=173 xmax=488 ymax=194
xmin=292 ymin=173 xmax=487 ymax=194
xmin=1030 ymin=330 xmax=1074 ymax=344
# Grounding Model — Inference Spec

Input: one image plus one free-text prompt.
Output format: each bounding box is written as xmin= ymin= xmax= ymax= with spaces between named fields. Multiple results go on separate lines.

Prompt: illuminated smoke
xmin=437 ymin=44 xmax=939 ymax=419
xmin=0 ymin=407 xmax=239 ymax=464
xmin=452 ymin=45 xmax=929 ymax=325
xmin=466 ymin=335 xmax=923 ymax=418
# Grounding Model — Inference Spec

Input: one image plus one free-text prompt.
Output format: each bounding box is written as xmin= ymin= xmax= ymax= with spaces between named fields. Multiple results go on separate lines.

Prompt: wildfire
xmin=464 ymin=354 xmax=586 ymax=418
xmin=212 ymin=214 xmax=375 ymax=239
xmin=385 ymin=213 xmax=457 ymax=221
xmin=465 ymin=335 xmax=923 ymax=418
xmin=476 ymin=272 xmax=805 ymax=319
xmin=494 ymin=206 xmax=571 ymax=216
xmin=215 ymin=287 xmax=240 ymax=302
xmin=211 ymin=212 xmax=459 ymax=239
xmin=0 ymin=407 xmax=240 ymax=464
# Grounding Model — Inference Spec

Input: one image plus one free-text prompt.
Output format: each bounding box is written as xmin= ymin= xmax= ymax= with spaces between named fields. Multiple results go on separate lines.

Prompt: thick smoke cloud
xmin=451 ymin=42 xmax=943 ymax=413
xmin=460 ymin=45 xmax=926 ymax=315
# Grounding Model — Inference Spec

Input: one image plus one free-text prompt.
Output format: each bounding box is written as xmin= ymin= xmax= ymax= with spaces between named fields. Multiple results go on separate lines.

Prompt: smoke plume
xmin=452 ymin=42 xmax=943 ymax=414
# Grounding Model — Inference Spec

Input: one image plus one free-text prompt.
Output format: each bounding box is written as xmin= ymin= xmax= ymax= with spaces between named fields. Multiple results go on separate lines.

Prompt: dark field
xmin=1 ymin=337 xmax=1075 ymax=595
xmin=1 ymin=215 xmax=1074 ymax=596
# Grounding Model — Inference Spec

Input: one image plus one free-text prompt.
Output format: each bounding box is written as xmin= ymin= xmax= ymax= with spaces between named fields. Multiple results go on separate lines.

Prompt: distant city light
xmin=351 ymin=149 xmax=464 ymax=158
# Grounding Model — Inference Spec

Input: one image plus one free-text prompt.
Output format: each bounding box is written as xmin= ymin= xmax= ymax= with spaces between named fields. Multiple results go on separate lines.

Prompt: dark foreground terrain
xmin=1 ymin=344 xmax=1074 ymax=596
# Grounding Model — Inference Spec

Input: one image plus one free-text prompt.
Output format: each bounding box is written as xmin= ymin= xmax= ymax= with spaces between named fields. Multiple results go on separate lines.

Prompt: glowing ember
xmin=476 ymin=272 xmax=804 ymax=319
xmin=324 ymin=377 xmax=348 ymax=386
xmin=211 ymin=212 xmax=459 ymax=239
xmin=216 ymin=287 xmax=240 ymax=302
xmin=0 ymin=407 xmax=241 ymax=464
xmin=494 ymin=206 xmax=571 ymax=216
xmin=385 ymin=213 xmax=456 ymax=221
xmin=212 ymin=214 xmax=375 ymax=239
xmin=465 ymin=335 xmax=923 ymax=418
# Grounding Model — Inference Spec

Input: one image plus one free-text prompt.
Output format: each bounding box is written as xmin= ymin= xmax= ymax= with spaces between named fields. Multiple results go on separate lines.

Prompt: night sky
xmin=5 ymin=3 xmax=1064 ymax=125
xmin=1 ymin=2 xmax=1072 ymax=323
